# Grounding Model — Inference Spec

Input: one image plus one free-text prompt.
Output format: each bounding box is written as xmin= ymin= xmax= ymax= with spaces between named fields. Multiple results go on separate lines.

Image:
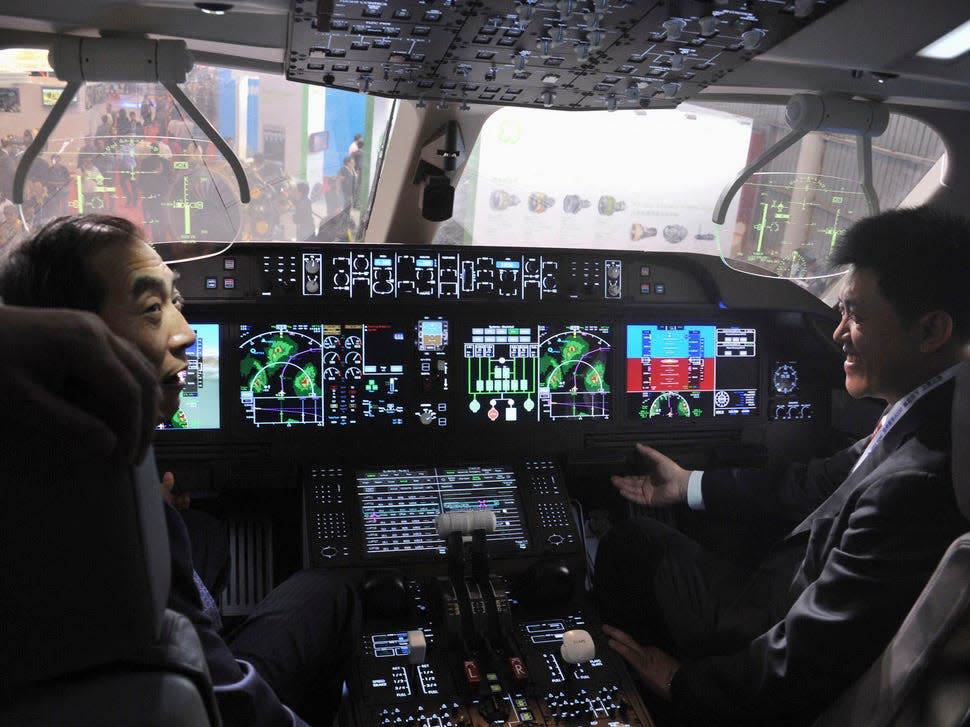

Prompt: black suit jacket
xmin=165 ymin=504 xmax=306 ymax=726
xmin=671 ymin=381 xmax=967 ymax=725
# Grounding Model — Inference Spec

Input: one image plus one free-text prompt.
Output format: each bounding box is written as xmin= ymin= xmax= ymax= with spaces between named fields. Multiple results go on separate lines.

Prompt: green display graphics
xmin=538 ymin=325 xmax=611 ymax=420
xmin=239 ymin=322 xmax=410 ymax=428
xmin=721 ymin=172 xmax=869 ymax=279
xmin=39 ymin=136 xmax=241 ymax=249
xmin=465 ymin=323 xmax=611 ymax=423
xmin=239 ymin=323 xmax=325 ymax=427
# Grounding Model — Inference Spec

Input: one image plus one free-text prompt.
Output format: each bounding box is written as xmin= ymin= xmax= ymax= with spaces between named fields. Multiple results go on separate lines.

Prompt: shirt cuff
xmin=686 ymin=470 xmax=705 ymax=510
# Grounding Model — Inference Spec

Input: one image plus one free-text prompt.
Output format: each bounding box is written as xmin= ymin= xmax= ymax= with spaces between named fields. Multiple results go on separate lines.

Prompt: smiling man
xmin=594 ymin=206 xmax=970 ymax=725
xmin=0 ymin=215 xmax=358 ymax=727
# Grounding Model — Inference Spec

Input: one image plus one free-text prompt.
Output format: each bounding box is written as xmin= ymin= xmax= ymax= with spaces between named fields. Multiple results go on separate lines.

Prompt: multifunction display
xmin=238 ymin=322 xmax=409 ymax=427
xmin=463 ymin=323 xmax=612 ymax=423
xmin=625 ymin=324 xmax=758 ymax=419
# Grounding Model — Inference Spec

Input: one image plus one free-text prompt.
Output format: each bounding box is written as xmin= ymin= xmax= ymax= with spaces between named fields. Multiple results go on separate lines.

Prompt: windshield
xmin=436 ymin=101 xmax=945 ymax=286
xmin=0 ymin=49 xmax=944 ymax=287
xmin=0 ymin=49 xmax=393 ymax=262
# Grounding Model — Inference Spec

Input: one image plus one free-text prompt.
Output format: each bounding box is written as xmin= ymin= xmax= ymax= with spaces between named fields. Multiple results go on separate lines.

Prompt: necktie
xmin=192 ymin=568 xmax=223 ymax=631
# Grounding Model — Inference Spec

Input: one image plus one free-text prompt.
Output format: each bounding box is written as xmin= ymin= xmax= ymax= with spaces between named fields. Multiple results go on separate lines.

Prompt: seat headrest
xmin=0 ymin=443 xmax=170 ymax=694
xmin=952 ymin=360 xmax=970 ymax=522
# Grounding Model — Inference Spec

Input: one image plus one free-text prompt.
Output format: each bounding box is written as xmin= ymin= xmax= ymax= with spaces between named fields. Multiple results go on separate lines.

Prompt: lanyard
xmin=851 ymin=363 xmax=962 ymax=473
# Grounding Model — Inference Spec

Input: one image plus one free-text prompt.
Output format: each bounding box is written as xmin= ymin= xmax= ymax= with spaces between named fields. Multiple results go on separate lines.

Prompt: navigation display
xmin=357 ymin=465 xmax=531 ymax=556
xmin=625 ymin=324 xmax=758 ymax=420
xmin=238 ymin=322 xmax=409 ymax=428
xmin=464 ymin=323 xmax=612 ymax=423
xmin=160 ymin=322 xmax=221 ymax=430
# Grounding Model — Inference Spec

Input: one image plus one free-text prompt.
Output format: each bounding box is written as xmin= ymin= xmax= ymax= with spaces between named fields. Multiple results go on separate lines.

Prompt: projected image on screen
xmin=357 ymin=465 xmax=531 ymax=556
xmin=626 ymin=324 xmax=758 ymax=420
xmin=464 ymin=323 xmax=612 ymax=423
xmin=160 ymin=323 xmax=220 ymax=430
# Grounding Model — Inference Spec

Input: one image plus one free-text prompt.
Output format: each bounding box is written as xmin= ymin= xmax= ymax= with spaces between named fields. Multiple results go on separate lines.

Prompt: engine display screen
xmin=356 ymin=465 xmax=531 ymax=557
xmin=625 ymin=324 xmax=758 ymax=420
xmin=463 ymin=323 xmax=612 ymax=423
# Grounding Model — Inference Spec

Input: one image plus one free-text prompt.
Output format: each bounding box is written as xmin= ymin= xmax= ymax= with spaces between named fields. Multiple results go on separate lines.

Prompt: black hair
xmin=831 ymin=206 xmax=970 ymax=341
xmin=0 ymin=214 xmax=143 ymax=312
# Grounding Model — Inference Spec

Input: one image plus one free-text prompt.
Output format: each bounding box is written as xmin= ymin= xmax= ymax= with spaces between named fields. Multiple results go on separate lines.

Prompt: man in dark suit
xmin=0 ymin=214 xmax=359 ymax=726
xmin=594 ymin=206 xmax=970 ymax=725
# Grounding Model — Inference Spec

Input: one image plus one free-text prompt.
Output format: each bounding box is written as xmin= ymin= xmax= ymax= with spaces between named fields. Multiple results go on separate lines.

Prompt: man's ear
xmin=917 ymin=310 xmax=954 ymax=353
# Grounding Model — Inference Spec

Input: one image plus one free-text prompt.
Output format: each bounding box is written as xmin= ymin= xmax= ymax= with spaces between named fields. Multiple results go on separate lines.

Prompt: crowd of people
xmin=0 ymin=113 xmax=366 ymax=249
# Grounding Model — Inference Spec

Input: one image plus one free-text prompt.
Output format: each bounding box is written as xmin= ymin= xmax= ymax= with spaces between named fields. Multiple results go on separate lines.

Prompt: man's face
xmin=90 ymin=239 xmax=196 ymax=423
xmin=833 ymin=267 xmax=925 ymax=405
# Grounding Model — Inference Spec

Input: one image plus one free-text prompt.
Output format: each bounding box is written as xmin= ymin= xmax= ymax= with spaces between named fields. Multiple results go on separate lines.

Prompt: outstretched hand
xmin=160 ymin=470 xmax=191 ymax=510
xmin=602 ymin=624 xmax=680 ymax=701
xmin=610 ymin=443 xmax=691 ymax=507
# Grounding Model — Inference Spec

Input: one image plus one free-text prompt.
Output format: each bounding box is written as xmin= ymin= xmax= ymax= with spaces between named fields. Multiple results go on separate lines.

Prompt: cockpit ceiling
xmin=286 ymin=0 xmax=847 ymax=111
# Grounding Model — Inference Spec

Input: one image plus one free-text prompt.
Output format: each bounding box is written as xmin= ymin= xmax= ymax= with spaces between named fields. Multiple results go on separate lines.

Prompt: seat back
xmin=0 ymin=447 xmax=169 ymax=689
xmin=0 ymin=442 xmax=218 ymax=726
xmin=813 ymin=360 xmax=970 ymax=727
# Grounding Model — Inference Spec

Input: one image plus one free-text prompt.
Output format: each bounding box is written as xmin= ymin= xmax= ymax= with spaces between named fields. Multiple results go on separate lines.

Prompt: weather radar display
xmin=239 ymin=323 xmax=323 ymax=426
xmin=538 ymin=324 xmax=611 ymax=420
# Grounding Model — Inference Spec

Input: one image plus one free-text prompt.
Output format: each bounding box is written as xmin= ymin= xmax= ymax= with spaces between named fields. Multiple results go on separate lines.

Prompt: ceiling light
xmin=870 ymin=71 xmax=897 ymax=84
xmin=917 ymin=18 xmax=970 ymax=60
xmin=195 ymin=3 xmax=233 ymax=14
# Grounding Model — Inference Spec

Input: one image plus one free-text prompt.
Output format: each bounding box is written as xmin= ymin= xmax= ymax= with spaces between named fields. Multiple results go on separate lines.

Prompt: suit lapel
xmin=787 ymin=383 xmax=952 ymax=539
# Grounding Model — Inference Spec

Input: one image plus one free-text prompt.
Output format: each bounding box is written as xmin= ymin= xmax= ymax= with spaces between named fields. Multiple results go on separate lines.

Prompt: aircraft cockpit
xmin=1 ymin=2 xmax=969 ymax=726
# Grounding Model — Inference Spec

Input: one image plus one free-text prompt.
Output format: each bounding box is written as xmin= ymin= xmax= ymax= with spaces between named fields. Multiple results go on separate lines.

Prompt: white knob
xmin=436 ymin=510 xmax=497 ymax=536
xmin=662 ymin=18 xmax=686 ymax=41
xmin=741 ymin=29 xmax=765 ymax=50
xmin=561 ymin=629 xmax=595 ymax=663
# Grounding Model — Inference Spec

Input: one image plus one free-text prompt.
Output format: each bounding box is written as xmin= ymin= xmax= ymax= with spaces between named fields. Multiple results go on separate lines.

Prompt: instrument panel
xmin=157 ymin=242 xmax=846 ymax=727
xmin=162 ymin=243 xmax=834 ymax=451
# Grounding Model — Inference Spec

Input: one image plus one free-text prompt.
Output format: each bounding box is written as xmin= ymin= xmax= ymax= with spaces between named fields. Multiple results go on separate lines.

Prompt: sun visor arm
xmin=713 ymin=93 xmax=889 ymax=224
xmin=13 ymin=35 xmax=249 ymax=205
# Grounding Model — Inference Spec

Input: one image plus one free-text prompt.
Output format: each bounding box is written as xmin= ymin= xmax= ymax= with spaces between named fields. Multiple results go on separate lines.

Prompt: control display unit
xmin=357 ymin=465 xmax=531 ymax=557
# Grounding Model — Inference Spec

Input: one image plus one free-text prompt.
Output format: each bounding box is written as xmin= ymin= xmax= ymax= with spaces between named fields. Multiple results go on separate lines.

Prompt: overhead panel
xmin=287 ymin=0 xmax=845 ymax=111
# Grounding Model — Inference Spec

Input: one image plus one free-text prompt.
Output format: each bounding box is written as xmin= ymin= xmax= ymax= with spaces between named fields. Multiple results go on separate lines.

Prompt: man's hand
xmin=0 ymin=306 xmax=159 ymax=463
xmin=602 ymin=624 xmax=680 ymax=701
xmin=610 ymin=443 xmax=691 ymax=506
xmin=160 ymin=470 xmax=191 ymax=510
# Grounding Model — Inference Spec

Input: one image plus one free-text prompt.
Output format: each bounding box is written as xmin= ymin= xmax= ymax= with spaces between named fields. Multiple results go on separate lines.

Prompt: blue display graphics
xmin=625 ymin=324 xmax=758 ymax=419
xmin=463 ymin=323 xmax=612 ymax=423
xmin=239 ymin=322 xmax=409 ymax=427
xmin=160 ymin=323 xmax=221 ymax=430
xmin=357 ymin=465 xmax=531 ymax=556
